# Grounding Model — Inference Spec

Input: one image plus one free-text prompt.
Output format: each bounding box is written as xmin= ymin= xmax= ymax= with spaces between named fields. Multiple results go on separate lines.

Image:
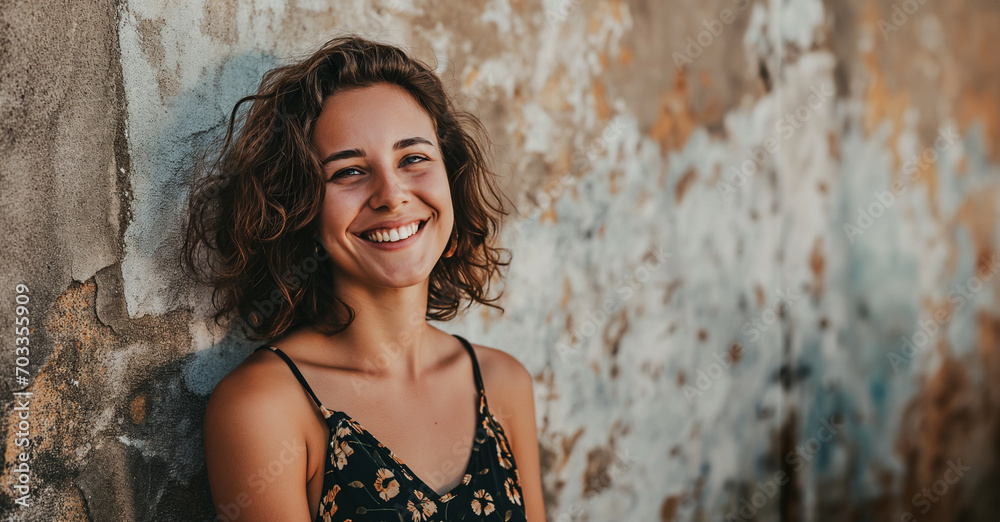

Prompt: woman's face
xmin=310 ymin=82 xmax=454 ymax=290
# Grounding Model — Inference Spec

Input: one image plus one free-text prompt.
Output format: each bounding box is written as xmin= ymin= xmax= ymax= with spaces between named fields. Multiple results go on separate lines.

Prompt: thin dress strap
xmin=252 ymin=345 xmax=327 ymax=414
xmin=452 ymin=334 xmax=486 ymax=398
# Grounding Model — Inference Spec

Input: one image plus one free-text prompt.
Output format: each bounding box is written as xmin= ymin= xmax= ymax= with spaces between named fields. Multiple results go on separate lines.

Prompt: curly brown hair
xmin=183 ymin=35 xmax=511 ymax=341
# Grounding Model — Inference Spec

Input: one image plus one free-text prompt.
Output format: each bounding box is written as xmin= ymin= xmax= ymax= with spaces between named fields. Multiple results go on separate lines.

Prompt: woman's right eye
xmin=331 ymin=167 xmax=363 ymax=180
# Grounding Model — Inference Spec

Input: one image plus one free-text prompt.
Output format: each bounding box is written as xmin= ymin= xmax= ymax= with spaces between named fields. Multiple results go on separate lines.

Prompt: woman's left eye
xmin=401 ymin=155 xmax=427 ymax=166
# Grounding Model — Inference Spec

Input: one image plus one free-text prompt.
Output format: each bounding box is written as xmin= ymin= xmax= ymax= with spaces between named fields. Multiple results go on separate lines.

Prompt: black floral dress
xmin=253 ymin=334 xmax=527 ymax=521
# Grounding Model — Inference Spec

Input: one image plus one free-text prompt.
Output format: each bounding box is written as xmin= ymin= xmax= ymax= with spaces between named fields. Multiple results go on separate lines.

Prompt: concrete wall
xmin=2 ymin=0 xmax=999 ymax=520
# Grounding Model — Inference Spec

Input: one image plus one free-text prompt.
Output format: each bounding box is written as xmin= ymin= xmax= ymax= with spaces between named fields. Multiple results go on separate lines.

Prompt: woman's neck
xmin=318 ymin=278 xmax=443 ymax=382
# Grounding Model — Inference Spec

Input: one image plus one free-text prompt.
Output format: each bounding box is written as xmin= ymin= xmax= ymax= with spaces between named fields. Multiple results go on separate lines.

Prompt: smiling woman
xmin=311 ymin=84 xmax=456 ymax=282
xmin=183 ymin=36 xmax=546 ymax=521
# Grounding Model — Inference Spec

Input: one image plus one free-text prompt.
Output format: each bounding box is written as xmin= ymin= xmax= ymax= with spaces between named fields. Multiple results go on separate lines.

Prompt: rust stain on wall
xmin=649 ymin=69 xmax=697 ymax=153
xmin=201 ymin=0 xmax=238 ymax=45
xmin=539 ymin=65 xmax=573 ymax=112
xmin=894 ymin=341 xmax=987 ymax=520
xmin=618 ymin=45 xmax=633 ymax=66
xmin=581 ymin=444 xmax=615 ymax=498
xmin=537 ymin=425 xmax=585 ymax=515
xmin=609 ymin=168 xmax=623 ymax=195
xmin=660 ymin=494 xmax=680 ymax=521
xmin=809 ymin=236 xmax=825 ymax=299
xmin=539 ymin=205 xmax=558 ymax=224
xmin=675 ymin=167 xmax=696 ymax=203
xmin=129 ymin=395 xmax=147 ymax=425
xmin=136 ymin=16 xmax=181 ymax=101
xmin=593 ymin=79 xmax=611 ymax=121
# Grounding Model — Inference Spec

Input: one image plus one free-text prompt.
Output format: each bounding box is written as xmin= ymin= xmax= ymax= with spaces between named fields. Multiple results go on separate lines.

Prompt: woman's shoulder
xmin=204 ymin=343 xmax=313 ymax=427
xmin=202 ymin=344 xmax=319 ymax=521
xmin=466 ymin=341 xmax=530 ymax=383
xmin=462 ymin=339 xmax=537 ymax=448
xmin=209 ymin=325 xmax=322 ymax=404
xmin=463 ymin=340 xmax=534 ymax=407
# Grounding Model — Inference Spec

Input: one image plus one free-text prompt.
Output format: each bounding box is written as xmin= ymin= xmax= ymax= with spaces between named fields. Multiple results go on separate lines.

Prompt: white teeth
xmin=365 ymin=221 xmax=420 ymax=243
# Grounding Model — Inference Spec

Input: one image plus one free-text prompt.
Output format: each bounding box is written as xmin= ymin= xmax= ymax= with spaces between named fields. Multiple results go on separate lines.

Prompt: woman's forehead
xmin=313 ymin=84 xmax=438 ymax=151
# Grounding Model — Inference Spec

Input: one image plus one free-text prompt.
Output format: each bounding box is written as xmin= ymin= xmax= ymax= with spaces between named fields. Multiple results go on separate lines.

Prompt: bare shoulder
xmin=203 ymin=348 xmax=317 ymax=519
xmin=466 ymin=342 xmax=535 ymax=435
xmin=206 ymin=348 xmax=308 ymax=420
xmin=203 ymin=348 xmax=318 ymax=453
xmin=469 ymin=342 xmax=532 ymax=390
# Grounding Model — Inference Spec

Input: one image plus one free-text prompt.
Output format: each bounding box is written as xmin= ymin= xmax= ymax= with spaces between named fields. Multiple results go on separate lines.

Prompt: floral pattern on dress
xmin=470 ymin=489 xmax=495 ymax=516
xmin=504 ymin=477 xmax=522 ymax=506
xmin=405 ymin=490 xmax=438 ymax=521
xmin=374 ymin=467 xmax=401 ymax=501
xmin=312 ymin=405 xmax=528 ymax=522
xmin=288 ymin=335 xmax=527 ymax=522
xmin=317 ymin=484 xmax=341 ymax=522
xmin=332 ymin=440 xmax=353 ymax=470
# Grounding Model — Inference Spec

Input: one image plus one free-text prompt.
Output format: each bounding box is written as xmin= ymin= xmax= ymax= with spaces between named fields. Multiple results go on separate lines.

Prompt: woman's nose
xmin=367 ymin=162 xmax=410 ymax=211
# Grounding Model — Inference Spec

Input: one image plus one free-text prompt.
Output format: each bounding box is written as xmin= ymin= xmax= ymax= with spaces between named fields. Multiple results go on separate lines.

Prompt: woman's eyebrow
xmin=320 ymin=136 xmax=434 ymax=165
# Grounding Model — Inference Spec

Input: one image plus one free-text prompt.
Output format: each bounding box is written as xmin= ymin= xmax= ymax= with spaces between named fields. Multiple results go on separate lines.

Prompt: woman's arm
xmin=494 ymin=352 xmax=547 ymax=522
xmin=204 ymin=365 xmax=314 ymax=521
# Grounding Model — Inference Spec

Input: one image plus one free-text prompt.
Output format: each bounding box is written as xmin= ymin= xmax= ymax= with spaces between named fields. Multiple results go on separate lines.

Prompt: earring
xmin=443 ymin=227 xmax=459 ymax=258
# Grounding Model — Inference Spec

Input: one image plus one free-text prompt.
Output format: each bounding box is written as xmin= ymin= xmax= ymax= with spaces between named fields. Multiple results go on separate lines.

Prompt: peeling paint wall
xmin=2 ymin=0 xmax=1000 ymax=520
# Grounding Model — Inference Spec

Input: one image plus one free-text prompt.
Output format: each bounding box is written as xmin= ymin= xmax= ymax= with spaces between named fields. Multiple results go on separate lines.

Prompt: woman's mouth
xmin=358 ymin=219 xmax=426 ymax=245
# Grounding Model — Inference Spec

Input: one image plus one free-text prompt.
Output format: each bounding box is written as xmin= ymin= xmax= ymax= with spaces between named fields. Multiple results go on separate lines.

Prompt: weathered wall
xmin=2 ymin=0 xmax=999 ymax=520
